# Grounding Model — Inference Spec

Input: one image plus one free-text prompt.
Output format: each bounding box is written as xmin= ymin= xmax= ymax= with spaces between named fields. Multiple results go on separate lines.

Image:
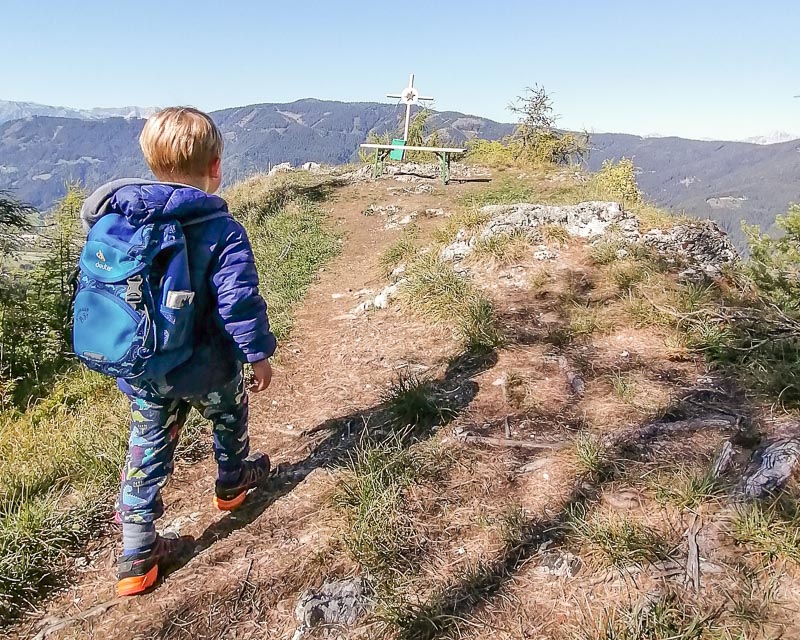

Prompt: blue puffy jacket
xmin=80 ymin=180 xmax=276 ymax=398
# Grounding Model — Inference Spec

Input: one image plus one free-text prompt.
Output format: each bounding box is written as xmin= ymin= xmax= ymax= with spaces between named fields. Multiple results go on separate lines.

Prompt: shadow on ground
xmin=388 ymin=383 xmax=757 ymax=640
xmin=165 ymin=349 xmax=499 ymax=579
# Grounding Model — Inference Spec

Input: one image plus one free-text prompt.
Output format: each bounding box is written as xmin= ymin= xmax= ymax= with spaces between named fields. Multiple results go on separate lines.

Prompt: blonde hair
xmin=139 ymin=106 xmax=223 ymax=177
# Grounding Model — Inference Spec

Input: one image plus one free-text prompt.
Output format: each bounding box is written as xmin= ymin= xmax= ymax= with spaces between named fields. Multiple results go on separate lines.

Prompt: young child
xmin=80 ymin=107 xmax=276 ymax=596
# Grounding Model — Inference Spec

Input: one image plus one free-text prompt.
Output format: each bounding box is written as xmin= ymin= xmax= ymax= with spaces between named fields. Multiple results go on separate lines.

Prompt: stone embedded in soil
xmin=536 ymin=550 xmax=583 ymax=578
xmin=351 ymin=280 xmax=405 ymax=314
xmin=440 ymin=239 xmax=473 ymax=262
xmin=602 ymin=489 xmax=642 ymax=510
xmin=294 ymin=577 xmax=371 ymax=630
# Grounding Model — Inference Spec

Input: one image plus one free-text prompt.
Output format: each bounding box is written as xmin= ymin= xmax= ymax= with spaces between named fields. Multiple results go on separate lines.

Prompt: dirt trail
xmin=19 ymin=172 xmax=800 ymax=639
xmin=20 ymin=178 xmax=484 ymax=640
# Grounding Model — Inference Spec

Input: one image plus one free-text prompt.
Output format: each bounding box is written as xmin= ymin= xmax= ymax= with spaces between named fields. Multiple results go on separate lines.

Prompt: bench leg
xmin=439 ymin=152 xmax=451 ymax=185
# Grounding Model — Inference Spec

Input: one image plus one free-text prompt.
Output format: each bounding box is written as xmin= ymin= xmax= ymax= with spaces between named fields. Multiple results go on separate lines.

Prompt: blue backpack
xmin=72 ymin=212 xmax=203 ymax=384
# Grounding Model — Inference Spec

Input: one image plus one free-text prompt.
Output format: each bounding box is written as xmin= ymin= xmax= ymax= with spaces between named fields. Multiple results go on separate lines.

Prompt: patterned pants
xmin=117 ymin=373 xmax=250 ymax=525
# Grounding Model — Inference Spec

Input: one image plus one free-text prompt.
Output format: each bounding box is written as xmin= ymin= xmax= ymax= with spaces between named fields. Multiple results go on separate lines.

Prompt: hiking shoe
xmin=213 ymin=452 xmax=271 ymax=511
xmin=116 ymin=532 xmax=194 ymax=597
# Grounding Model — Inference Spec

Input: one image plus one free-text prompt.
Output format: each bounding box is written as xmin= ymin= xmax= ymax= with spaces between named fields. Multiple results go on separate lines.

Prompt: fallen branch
xmin=685 ymin=514 xmax=702 ymax=593
xmin=33 ymin=598 xmax=124 ymax=640
xmin=453 ymin=431 xmax=569 ymax=451
xmin=736 ymin=437 xmax=800 ymax=500
xmin=611 ymin=414 xmax=737 ymax=446
xmin=712 ymin=440 xmax=737 ymax=478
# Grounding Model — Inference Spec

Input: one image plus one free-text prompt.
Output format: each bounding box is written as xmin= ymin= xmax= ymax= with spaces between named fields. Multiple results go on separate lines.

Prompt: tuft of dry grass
xmin=573 ymin=592 xmax=724 ymax=640
xmin=609 ymin=370 xmax=637 ymax=402
xmin=469 ymin=232 xmax=531 ymax=265
xmin=569 ymin=304 xmax=602 ymax=338
xmin=432 ymin=209 xmax=490 ymax=244
xmin=333 ymin=437 xmax=450 ymax=588
xmin=540 ymin=223 xmax=570 ymax=246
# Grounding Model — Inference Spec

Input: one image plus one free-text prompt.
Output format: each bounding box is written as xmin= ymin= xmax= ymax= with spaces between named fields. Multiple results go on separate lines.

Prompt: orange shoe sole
xmin=117 ymin=564 xmax=158 ymax=596
xmin=213 ymin=490 xmax=247 ymax=511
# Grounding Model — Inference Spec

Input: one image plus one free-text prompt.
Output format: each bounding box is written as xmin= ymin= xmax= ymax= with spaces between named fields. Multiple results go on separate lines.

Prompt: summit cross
xmin=387 ymin=73 xmax=434 ymax=142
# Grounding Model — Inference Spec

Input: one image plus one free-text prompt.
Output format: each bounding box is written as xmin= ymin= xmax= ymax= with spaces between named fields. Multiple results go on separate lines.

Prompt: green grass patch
xmin=0 ymin=369 xmax=214 ymax=622
xmin=225 ymin=171 xmax=342 ymax=218
xmin=469 ymin=232 xmax=531 ymax=265
xmin=731 ymin=501 xmax=800 ymax=564
xmin=234 ymin=178 xmax=342 ymax=341
xmin=334 ymin=438 xmax=449 ymax=583
xmin=402 ymin=255 xmax=504 ymax=351
xmin=574 ymin=433 xmax=617 ymax=480
xmin=382 ymin=374 xmax=454 ymax=433
xmin=650 ymin=466 xmax=721 ymax=509
xmin=0 ymin=370 xmax=126 ymax=621
xmin=610 ymin=259 xmax=654 ymax=291
xmin=609 ymin=371 xmax=637 ymax=402
xmin=380 ymin=226 xmax=420 ymax=276
xmin=458 ymin=178 xmax=538 ymax=210
xmin=569 ymin=304 xmax=602 ymax=337
xmin=540 ymin=223 xmax=570 ymax=246
xmin=568 ymin=505 xmax=672 ymax=568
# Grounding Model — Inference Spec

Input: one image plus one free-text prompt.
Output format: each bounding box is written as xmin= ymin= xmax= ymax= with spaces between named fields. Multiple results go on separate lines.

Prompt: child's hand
xmin=250 ymin=359 xmax=272 ymax=393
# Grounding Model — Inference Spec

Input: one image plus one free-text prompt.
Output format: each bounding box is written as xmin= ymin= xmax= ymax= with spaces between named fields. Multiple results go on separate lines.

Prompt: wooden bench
xmin=360 ymin=143 xmax=466 ymax=185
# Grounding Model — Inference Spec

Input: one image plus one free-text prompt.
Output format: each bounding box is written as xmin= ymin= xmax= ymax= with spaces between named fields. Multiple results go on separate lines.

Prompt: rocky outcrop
xmin=480 ymin=201 xmax=638 ymax=240
xmin=440 ymin=201 xmax=739 ymax=277
xmin=641 ymin=220 xmax=739 ymax=277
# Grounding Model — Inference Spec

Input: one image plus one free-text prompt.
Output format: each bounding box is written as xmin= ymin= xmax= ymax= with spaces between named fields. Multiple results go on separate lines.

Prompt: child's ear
xmin=209 ymin=156 xmax=222 ymax=179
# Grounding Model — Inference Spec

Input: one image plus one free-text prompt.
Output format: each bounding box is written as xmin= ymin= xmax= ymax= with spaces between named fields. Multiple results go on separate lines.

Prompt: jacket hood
xmin=80 ymin=178 xmax=228 ymax=231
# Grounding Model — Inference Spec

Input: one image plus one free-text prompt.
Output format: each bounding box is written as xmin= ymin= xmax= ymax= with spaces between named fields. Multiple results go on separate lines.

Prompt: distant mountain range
xmin=0 ymin=100 xmax=157 ymax=124
xmin=1 ymin=98 xmax=798 ymax=246
xmin=743 ymin=131 xmax=800 ymax=145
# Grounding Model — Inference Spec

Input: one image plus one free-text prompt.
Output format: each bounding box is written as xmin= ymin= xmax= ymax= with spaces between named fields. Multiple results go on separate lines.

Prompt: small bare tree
xmin=507 ymin=85 xmax=590 ymax=165
xmin=508 ymin=84 xmax=557 ymax=148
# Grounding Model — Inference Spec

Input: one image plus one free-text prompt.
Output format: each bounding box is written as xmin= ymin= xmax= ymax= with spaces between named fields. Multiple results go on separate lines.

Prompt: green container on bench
xmin=389 ymin=138 xmax=406 ymax=161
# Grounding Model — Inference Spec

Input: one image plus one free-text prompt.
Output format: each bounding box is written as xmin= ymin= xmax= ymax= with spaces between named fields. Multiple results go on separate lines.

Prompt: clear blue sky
xmin=2 ymin=0 xmax=798 ymax=140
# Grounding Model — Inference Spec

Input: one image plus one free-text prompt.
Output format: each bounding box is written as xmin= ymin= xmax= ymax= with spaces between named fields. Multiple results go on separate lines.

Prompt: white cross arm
xmin=387 ymin=94 xmax=434 ymax=100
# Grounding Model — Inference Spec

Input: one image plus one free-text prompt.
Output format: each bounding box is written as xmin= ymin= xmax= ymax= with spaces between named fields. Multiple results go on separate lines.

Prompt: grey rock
xmin=533 ymin=245 xmax=558 ymax=261
xmin=267 ymin=162 xmax=293 ymax=176
xmin=567 ymin=372 xmax=585 ymax=397
xmin=536 ymin=550 xmax=583 ymax=578
xmin=480 ymin=201 xmax=631 ymax=240
xmin=373 ymin=283 xmax=400 ymax=309
xmin=294 ymin=577 xmax=371 ymax=629
xmin=440 ymin=239 xmax=474 ymax=262
xmin=642 ymin=219 xmax=738 ymax=275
